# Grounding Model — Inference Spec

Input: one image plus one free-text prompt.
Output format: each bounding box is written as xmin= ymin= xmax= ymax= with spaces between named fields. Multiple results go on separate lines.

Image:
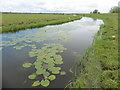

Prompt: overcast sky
xmin=0 ymin=0 xmax=119 ymax=13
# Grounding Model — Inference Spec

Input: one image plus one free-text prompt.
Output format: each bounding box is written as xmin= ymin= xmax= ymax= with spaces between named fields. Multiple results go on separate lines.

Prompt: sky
xmin=0 ymin=0 xmax=120 ymax=13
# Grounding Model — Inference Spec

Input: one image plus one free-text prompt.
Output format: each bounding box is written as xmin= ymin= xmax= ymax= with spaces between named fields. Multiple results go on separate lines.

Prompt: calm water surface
xmin=2 ymin=17 xmax=103 ymax=88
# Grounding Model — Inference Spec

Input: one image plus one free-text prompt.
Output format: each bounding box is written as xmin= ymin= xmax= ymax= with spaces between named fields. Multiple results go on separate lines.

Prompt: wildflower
xmin=112 ymin=35 xmax=115 ymax=38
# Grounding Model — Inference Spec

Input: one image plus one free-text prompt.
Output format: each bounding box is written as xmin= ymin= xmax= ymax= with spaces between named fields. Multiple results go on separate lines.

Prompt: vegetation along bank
xmin=1 ymin=13 xmax=82 ymax=33
xmin=68 ymin=13 xmax=119 ymax=88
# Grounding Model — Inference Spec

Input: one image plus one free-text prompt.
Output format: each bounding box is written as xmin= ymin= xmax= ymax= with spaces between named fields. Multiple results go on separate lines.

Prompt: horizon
xmin=0 ymin=0 xmax=119 ymax=13
xmin=0 ymin=11 xmax=110 ymax=14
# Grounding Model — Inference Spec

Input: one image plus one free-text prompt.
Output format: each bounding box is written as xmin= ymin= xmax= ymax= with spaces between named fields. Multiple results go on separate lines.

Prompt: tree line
xmin=90 ymin=6 xmax=120 ymax=14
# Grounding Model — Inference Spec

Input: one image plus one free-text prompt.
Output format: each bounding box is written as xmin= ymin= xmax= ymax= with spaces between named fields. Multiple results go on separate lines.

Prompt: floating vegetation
xmin=72 ymin=52 xmax=81 ymax=57
xmin=2 ymin=41 xmax=16 ymax=47
xmin=22 ymin=43 xmax=67 ymax=87
xmin=28 ymin=74 xmax=36 ymax=79
xmin=1 ymin=22 xmax=74 ymax=51
xmin=41 ymin=80 xmax=50 ymax=87
xmin=53 ymin=31 xmax=72 ymax=42
xmin=48 ymin=75 xmax=56 ymax=81
xmin=1 ymin=19 xmax=76 ymax=87
xmin=60 ymin=71 xmax=66 ymax=75
xmin=13 ymin=46 xmax=25 ymax=50
xmin=1 ymin=30 xmax=47 ymax=50
xmin=22 ymin=63 xmax=32 ymax=68
xmin=13 ymin=44 xmax=37 ymax=50
xmin=32 ymin=80 xmax=41 ymax=87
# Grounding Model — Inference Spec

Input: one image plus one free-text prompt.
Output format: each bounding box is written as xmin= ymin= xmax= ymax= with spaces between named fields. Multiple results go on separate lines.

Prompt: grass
xmin=67 ymin=13 xmax=119 ymax=88
xmin=1 ymin=13 xmax=82 ymax=33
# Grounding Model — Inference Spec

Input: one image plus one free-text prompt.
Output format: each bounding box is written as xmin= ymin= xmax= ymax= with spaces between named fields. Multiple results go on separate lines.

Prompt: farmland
xmin=1 ymin=13 xmax=81 ymax=33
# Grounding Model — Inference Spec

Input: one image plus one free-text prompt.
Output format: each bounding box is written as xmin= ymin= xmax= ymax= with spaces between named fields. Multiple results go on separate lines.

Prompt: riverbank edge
xmin=1 ymin=16 xmax=82 ymax=33
xmin=66 ymin=13 xmax=118 ymax=88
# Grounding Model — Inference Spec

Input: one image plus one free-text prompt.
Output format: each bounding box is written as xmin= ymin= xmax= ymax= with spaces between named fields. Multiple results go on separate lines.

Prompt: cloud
xmin=0 ymin=0 xmax=119 ymax=13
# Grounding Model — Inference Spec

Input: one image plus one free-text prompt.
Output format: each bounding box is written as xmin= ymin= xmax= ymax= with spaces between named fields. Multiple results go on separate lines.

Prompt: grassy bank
xmin=1 ymin=13 xmax=81 ymax=33
xmin=68 ymin=13 xmax=119 ymax=88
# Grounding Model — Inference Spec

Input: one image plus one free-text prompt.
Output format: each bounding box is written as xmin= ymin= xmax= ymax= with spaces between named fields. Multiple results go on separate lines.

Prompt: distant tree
xmin=98 ymin=12 xmax=100 ymax=14
xmin=109 ymin=6 xmax=120 ymax=13
xmin=91 ymin=9 xmax=100 ymax=14
xmin=93 ymin=9 xmax=98 ymax=13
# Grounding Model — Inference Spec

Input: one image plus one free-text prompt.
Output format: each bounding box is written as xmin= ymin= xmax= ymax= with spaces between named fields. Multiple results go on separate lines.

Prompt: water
xmin=1 ymin=17 xmax=104 ymax=88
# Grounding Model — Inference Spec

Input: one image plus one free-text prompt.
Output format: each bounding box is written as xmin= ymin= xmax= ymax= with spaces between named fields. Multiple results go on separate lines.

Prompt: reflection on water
xmin=2 ymin=17 xmax=104 ymax=88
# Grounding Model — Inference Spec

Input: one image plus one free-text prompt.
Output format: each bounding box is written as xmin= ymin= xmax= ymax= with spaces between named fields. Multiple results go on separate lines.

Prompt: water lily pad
xmin=22 ymin=63 xmax=32 ymax=68
xmin=35 ymin=65 xmax=42 ymax=70
xmin=52 ymin=70 xmax=60 ymax=74
xmin=44 ymin=58 xmax=54 ymax=64
xmin=32 ymin=81 xmax=41 ymax=87
xmin=36 ymin=68 xmax=46 ymax=75
xmin=34 ymin=61 xmax=42 ymax=66
xmin=48 ymin=62 xmax=55 ymax=67
xmin=60 ymin=71 xmax=66 ymax=75
xmin=41 ymin=80 xmax=50 ymax=87
xmin=49 ymin=67 xmax=61 ymax=74
xmin=32 ymin=46 xmax=37 ymax=49
xmin=43 ymin=63 xmax=49 ymax=69
xmin=56 ymin=67 xmax=61 ymax=70
xmin=43 ymin=72 xmax=50 ymax=77
xmin=20 ymin=43 xmax=67 ymax=87
xmin=25 ymin=40 xmax=32 ymax=43
xmin=48 ymin=75 xmax=56 ymax=81
xmin=13 ymin=46 xmax=23 ymax=50
xmin=29 ymin=51 xmax=37 ymax=57
xmin=48 ymin=67 xmax=55 ymax=71
xmin=54 ymin=60 xmax=63 ymax=64
xmin=28 ymin=74 xmax=36 ymax=79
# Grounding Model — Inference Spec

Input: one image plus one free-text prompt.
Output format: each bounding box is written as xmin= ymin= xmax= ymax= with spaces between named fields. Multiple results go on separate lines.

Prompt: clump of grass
xmin=68 ymin=13 xmax=119 ymax=88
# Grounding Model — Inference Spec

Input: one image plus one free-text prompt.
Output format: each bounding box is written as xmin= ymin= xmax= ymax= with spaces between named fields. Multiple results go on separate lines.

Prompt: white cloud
xmin=0 ymin=0 xmax=119 ymax=13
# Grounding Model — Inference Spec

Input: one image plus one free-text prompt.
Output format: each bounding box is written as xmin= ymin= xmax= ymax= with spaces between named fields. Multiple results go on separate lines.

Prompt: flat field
xmin=1 ymin=13 xmax=81 ymax=33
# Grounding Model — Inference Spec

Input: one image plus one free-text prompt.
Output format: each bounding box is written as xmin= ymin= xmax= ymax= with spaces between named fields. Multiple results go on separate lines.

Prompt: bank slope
xmin=68 ymin=13 xmax=118 ymax=88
